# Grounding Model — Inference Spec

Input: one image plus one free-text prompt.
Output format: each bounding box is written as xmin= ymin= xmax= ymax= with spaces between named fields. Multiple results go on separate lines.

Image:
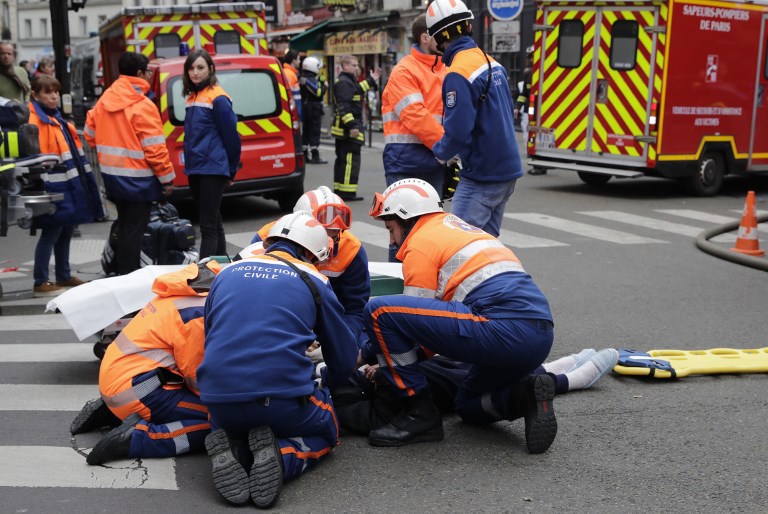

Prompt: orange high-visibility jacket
xmin=382 ymin=45 xmax=446 ymax=174
xmin=99 ymin=265 xmax=206 ymax=420
xmin=84 ymin=75 xmax=175 ymax=202
xmin=283 ymin=63 xmax=302 ymax=119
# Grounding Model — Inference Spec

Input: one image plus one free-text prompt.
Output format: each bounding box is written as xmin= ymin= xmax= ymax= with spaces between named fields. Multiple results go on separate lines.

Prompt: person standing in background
xmin=85 ymin=52 xmax=175 ymax=275
xmin=0 ymin=42 xmax=31 ymax=102
xmin=34 ymin=56 xmax=56 ymax=78
xmin=426 ymin=0 xmax=523 ymax=237
xmin=282 ymin=49 xmax=302 ymax=122
xmin=331 ymin=54 xmax=380 ymax=202
xmin=381 ymin=14 xmax=446 ymax=194
xmin=28 ymin=75 xmax=105 ymax=296
xmin=516 ymin=47 xmax=543 ymax=175
xmin=299 ymin=56 xmax=328 ymax=164
xmin=182 ymin=48 xmax=240 ymax=259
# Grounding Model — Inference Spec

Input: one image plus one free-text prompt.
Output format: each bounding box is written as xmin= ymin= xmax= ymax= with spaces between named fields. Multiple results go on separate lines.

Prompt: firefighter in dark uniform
xmin=515 ymin=47 xmax=543 ymax=175
xmin=331 ymin=54 xmax=381 ymax=202
xmin=299 ymin=56 xmax=328 ymax=164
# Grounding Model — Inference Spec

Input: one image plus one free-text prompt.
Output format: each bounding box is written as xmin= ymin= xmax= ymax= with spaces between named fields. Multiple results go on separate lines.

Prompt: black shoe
xmin=341 ymin=195 xmax=365 ymax=202
xmin=368 ymin=391 xmax=444 ymax=447
xmin=206 ymin=429 xmax=251 ymax=505
xmin=524 ymin=374 xmax=557 ymax=454
xmin=86 ymin=413 xmax=142 ymax=465
xmin=248 ymin=426 xmax=284 ymax=509
xmin=309 ymin=151 xmax=328 ymax=164
xmin=70 ymin=397 xmax=121 ymax=435
xmin=528 ymin=168 xmax=547 ymax=176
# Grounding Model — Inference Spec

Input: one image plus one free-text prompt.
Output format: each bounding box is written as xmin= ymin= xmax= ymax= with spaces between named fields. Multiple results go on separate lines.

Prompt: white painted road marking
xmin=0 ymin=314 xmax=73 ymax=331
xmin=504 ymin=213 xmax=666 ymax=244
xmin=0 ymin=343 xmax=96 ymax=362
xmin=350 ymin=221 xmax=390 ymax=249
xmin=0 ymin=446 xmax=177 ymax=490
xmin=0 ymin=385 xmax=97 ymax=411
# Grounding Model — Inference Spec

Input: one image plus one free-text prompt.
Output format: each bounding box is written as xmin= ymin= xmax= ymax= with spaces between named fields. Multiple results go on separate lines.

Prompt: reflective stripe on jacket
xmin=382 ymin=45 xmax=445 ymax=174
xmin=433 ymin=37 xmax=522 ymax=184
xmin=28 ymin=100 xmax=105 ymax=226
xmin=99 ymin=266 xmax=208 ymax=420
xmin=396 ymin=212 xmax=551 ymax=320
xmin=332 ymin=71 xmax=376 ymax=143
xmin=184 ymin=84 xmax=240 ymax=179
xmin=84 ymin=75 xmax=175 ymax=202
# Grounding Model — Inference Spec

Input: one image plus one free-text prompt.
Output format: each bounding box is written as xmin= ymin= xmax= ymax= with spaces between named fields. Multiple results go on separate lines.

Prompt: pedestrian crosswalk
xmin=0 ymin=316 xmax=180 ymax=490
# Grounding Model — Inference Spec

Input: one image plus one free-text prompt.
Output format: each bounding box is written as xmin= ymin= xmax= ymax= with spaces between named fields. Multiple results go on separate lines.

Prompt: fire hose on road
xmin=695 ymin=213 xmax=768 ymax=272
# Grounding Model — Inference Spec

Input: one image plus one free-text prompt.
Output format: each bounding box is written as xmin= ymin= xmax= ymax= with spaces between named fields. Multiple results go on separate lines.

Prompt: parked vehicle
xmin=70 ymin=37 xmax=102 ymax=128
xmin=98 ymin=2 xmax=304 ymax=209
xmin=526 ymin=0 xmax=768 ymax=195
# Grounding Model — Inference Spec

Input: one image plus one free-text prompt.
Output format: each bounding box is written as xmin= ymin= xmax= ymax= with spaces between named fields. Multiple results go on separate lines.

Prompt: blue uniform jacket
xmin=198 ymin=242 xmax=359 ymax=403
xmin=433 ymin=37 xmax=523 ymax=183
xmin=183 ymin=84 xmax=241 ymax=179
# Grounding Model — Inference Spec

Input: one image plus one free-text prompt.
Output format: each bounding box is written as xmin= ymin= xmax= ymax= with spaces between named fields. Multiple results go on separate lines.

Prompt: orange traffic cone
xmin=730 ymin=191 xmax=765 ymax=257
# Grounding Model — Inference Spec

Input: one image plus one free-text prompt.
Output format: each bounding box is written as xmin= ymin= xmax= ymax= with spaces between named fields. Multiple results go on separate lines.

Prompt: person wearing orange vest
xmin=363 ymin=178 xmax=556 ymax=451
xmin=282 ymin=49 xmax=302 ymax=121
xmin=243 ymin=186 xmax=370 ymax=344
xmin=70 ymin=261 xmax=220 ymax=465
xmin=183 ymin=49 xmax=241 ymax=259
xmin=84 ymin=52 xmax=175 ymax=275
xmin=27 ymin=75 xmax=105 ymax=296
xmin=382 ymin=14 xmax=446 ymax=194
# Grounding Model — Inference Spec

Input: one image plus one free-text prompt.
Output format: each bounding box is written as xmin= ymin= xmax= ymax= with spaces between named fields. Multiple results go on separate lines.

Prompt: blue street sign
xmin=487 ymin=0 xmax=523 ymax=21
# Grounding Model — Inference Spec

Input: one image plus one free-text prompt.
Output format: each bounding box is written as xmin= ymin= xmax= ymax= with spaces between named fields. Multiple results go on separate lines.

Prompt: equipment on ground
xmin=614 ymin=347 xmax=768 ymax=378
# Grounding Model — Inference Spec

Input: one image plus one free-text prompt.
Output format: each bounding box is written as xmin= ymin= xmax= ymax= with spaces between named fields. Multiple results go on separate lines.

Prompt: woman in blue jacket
xmin=182 ymin=49 xmax=240 ymax=259
xmin=28 ymin=75 xmax=104 ymax=296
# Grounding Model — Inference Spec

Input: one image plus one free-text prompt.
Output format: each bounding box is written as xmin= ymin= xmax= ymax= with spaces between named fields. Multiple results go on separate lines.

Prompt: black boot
xmin=368 ymin=390 xmax=444 ymax=447
xmin=87 ymin=413 xmax=142 ymax=465
xmin=510 ymin=374 xmax=557 ymax=454
xmin=70 ymin=397 xmax=121 ymax=435
xmin=303 ymin=149 xmax=310 ymax=162
xmin=309 ymin=149 xmax=327 ymax=164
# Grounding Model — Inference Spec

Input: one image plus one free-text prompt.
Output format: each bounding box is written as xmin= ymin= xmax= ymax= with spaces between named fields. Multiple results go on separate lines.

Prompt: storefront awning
xmin=290 ymin=11 xmax=398 ymax=52
xmin=268 ymin=24 xmax=314 ymax=39
xmin=290 ymin=19 xmax=332 ymax=52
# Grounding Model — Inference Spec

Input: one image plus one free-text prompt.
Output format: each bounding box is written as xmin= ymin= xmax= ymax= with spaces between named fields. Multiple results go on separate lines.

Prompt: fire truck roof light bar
xmin=123 ymin=2 xmax=265 ymax=17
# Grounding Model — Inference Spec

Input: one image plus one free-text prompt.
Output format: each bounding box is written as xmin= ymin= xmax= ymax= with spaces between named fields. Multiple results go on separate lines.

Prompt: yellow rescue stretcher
xmin=614 ymin=348 xmax=768 ymax=379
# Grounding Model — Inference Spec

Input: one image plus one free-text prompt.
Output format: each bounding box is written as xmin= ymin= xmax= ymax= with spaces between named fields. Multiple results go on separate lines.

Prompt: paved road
xmin=1 ymin=137 xmax=767 ymax=512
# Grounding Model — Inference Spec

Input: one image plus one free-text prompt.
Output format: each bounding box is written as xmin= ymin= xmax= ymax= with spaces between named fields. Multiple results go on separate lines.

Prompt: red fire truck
xmin=98 ymin=2 xmax=305 ymax=209
xmin=526 ymin=0 xmax=768 ymax=196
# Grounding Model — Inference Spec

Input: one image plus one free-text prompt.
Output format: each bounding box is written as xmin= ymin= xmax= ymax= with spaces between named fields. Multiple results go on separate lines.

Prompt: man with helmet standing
xmin=244 ymin=186 xmax=370 ymax=344
xmin=198 ymin=211 xmax=358 ymax=508
xmin=331 ymin=54 xmax=381 ymax=202
xmin=382 ymin=14 xmax=446 ymax=194
xmin=425 ymin=0 xmax=522 ymax=237
xmin=299 ymin=56 xmax=329 ymax=164
xmin=363 ymin=178 xmax=557 ymax=453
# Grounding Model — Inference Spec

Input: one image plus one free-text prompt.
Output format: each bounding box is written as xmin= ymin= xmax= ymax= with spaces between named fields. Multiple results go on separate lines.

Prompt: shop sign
xmin=324 ymin=0 xmax=356 ymax=6
xmin=325 ymin=31 xmax=387 ymax=55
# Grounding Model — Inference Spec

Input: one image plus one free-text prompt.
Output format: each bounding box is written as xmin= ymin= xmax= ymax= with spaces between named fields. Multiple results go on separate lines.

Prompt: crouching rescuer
xmin=363 ymin=178 xmax=558 ymax=452
xmin=198 ymin=211 xmax=359 ymax=508
xmin=71 ymin=261 xmax=221 ymax=464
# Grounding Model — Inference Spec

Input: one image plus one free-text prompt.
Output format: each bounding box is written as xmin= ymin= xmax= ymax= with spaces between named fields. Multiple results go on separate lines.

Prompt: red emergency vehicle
xmin=98 ymin=2 xmax=305 ymax=209
xmin=526 ymin=0 xmax=768 ymax=196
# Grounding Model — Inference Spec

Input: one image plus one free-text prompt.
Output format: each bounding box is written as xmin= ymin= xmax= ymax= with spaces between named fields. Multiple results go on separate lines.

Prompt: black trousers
xmin=113 ymin=199 xmax=152 ymax=275
xmin=302 ymin=103 xmax=323 ymax=149
xmin=333 ymin=139 xmax=362 ymax=196
xmin=188 ymin=174 xmax=228 ymax=259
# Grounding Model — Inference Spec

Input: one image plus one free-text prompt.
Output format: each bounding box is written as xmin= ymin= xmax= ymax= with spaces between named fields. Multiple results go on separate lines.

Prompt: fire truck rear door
xmin=537 ymin=2 xmax=659 ymax=167
xmin=751 ymin=15 xmax=768 ymax=170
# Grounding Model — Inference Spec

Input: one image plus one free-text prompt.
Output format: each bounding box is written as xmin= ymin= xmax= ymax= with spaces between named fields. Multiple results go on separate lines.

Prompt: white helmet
xmin=266 ymin=211 xmax=333 ymax=262
xmin=369 ymin=178 xmax=443 ymax=220
xmin=294 ymin=186 xmax=352 ymax=230
xmin=426 ymin=0 xmax=474 ymax=41
xmin=302 ymin=56 xmax=323 ymax=74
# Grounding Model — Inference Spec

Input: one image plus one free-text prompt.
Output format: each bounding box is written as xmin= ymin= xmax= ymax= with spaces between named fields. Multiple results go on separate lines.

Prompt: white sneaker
xmin=566 ymin=348 xmax=619 ymax=391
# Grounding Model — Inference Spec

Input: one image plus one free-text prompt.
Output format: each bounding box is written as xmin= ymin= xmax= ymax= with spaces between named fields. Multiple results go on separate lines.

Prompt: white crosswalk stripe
xmin=225 ymin=230 xmax=257 ymax=250
xmin=504 ymin=212 xmax=667 ymax=244
xmin=497 ymin=228 xmax=568 ymax=248
xmin=350 ymin=221 xmax=390 ymax=249
xmin=0 ymin=321 xmax=180 ymax=490
xmin=578 ymin=211 xmax=738 ymax=243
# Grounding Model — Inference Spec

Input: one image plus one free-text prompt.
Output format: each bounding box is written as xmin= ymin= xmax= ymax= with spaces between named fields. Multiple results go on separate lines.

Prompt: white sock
xmin=565 ymin=361 xmax=601 ymax=391
xmin=542 ymin=355 xmax=577 ymax=375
